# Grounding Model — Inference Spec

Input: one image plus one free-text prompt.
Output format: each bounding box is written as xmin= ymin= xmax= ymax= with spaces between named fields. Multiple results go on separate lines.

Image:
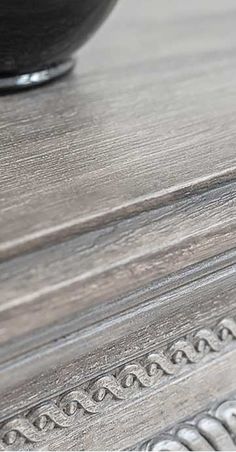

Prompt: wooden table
xmin=0 ymin=0 xmax=236 ymax=450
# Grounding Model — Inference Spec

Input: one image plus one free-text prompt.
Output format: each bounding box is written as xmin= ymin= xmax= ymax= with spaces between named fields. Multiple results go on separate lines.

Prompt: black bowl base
xmin=0 ymin=59 xmax=74 ymax=92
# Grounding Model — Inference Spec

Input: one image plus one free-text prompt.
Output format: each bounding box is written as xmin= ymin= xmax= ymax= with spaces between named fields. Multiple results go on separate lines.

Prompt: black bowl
xmin=0 ymin=0 xmax=117 ymax=90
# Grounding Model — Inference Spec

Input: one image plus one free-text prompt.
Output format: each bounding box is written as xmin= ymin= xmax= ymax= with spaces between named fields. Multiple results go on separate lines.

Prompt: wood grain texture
xmin=0 ymin=0 xmax=236 ymax=259
xmin=3 ymin=346 xmax=236 ymax=451
xmin=0 ymin=182 xmax=235 ymax=359
xmin=0 ymin=265 xmax=235 ymax=421
xmin=2 ymin=317 xmax=236 ymax=449
xmin=0 ymin=0 xmax=236 ymax=361
xmin=1 ymin=312 xmax=236 ymax=450
xmin=1 ymin=1 xmax=236 ymax=450
xmin=47 ymin=347 xmax=236 ymax=451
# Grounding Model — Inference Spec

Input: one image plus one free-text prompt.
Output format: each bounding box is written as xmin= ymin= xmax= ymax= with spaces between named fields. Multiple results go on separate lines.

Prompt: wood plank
xmin=0 ymin=183 xmax=235 ymax=356
xmin=0 ymin=0 xmax=236 ymax=258
xmin=0 ymin=264 xmax=235 ymax=420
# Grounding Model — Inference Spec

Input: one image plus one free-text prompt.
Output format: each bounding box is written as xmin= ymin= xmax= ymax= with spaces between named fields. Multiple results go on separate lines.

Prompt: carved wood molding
xmin=0 ymin=317 xmax=236 ymax=449
xmin=137 ymin=398 xmax=236 ymax=451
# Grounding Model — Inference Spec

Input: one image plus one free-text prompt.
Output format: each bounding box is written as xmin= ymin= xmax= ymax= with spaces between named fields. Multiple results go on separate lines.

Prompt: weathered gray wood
xmin=136 ymin=397 xmax=236 ymax=451
xmin=0 ymin=1 xmax=236 ymax=450
xmin=2 ymin=344 xmax=236 ymax=450
xmin=0 ymin=0 xmax=236 ymax=260
xmin=0 ymin=183 xmax=235 ymax=358
xmin=38 ymin=347 xmax=236 ymax=451
xmin=0 ymin=265 xmax=235 ymax=421
xmin=0 ymin=0 xmax=236 ymax=362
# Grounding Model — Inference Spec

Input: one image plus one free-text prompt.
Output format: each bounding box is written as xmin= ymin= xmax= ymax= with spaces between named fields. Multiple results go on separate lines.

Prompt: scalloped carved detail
xmin=138 ymin=399 xmax=236 ymax=451
xmin=0 ymin=317 xmax=236 ymax=449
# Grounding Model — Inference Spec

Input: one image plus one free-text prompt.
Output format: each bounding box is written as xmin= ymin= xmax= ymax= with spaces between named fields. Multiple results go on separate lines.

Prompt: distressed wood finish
xmin=1 ymin=183 xmax=235 ymax=360
xmin=0 ymin=0 xmax=236 ymax=450
xmin=1 ymin=0 xmax=236 ymax=260
xmin=1 ymin=314 xmax=236 ymax=450
xmin=1 ymin=264 xmax=236 ymax=421
xmin=136 ymin=396 xmax=236 ymax=451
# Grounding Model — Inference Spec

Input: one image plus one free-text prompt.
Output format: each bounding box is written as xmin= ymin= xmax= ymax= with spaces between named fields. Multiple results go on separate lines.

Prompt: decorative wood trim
xmin=0 ymin=317 xmax=236 ymax=449
xmin=137 ymin=398 xmax=236 ymax=451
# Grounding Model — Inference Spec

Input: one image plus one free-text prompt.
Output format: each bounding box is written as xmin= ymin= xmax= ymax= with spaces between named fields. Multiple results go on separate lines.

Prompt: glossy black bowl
xmin=0 ymin=0 xmax=117 ymax=90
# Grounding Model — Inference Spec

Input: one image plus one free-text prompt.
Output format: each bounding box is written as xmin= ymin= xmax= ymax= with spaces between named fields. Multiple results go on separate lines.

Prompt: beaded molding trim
xmin=0 ymin=317 xmax=236 ymax=449
xmin=137 ymin=398 xmax=236 ymax=451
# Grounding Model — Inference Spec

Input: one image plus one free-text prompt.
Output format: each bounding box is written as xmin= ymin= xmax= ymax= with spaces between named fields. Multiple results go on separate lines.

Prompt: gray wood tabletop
xmin=1 ymin=0 xmax=236 ymax=259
